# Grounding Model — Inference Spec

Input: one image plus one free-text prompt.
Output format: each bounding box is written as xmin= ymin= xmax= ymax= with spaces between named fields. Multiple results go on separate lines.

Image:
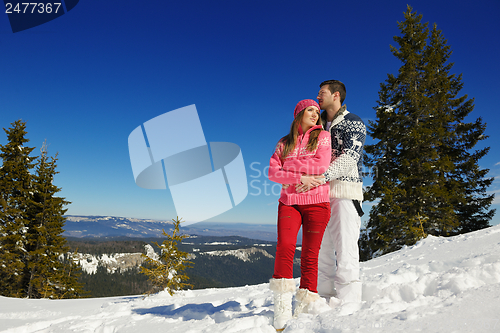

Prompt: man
xmin=301 ymin=80 xmax=366 ymax=305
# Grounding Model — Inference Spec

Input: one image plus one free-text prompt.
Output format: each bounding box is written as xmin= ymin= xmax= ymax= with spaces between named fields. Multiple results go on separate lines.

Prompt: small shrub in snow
xmin=140 ymin=217 xmax=193 ymax=296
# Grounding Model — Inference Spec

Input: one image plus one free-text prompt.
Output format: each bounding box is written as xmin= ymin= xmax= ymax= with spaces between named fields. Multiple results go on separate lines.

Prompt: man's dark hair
xmin=320 ymin=80 xmax=346 ymax=104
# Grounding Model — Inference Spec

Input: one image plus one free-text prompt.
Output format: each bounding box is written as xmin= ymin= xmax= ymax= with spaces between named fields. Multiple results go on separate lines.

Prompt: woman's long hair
xmin=279 ymin=109 xmax=323 ymax=161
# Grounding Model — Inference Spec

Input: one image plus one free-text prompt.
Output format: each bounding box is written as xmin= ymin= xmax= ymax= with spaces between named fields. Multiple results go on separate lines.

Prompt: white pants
xmin=317 ymin=198 xmax=362 ymax=303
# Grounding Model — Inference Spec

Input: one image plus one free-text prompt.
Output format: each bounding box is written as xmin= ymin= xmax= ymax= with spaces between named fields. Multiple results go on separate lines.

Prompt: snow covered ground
xmin=1 ymin=224 xmax=500 ymax=333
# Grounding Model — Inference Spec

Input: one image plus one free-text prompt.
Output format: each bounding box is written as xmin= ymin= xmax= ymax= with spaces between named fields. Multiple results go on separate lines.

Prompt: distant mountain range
xmin=63 ymin=215 xmax=280 ymax=242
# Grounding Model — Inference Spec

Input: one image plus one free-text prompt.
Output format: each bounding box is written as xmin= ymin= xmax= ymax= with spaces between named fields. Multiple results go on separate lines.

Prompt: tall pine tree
xmin=1 ymin=121 xmax=85 ymax=298
xmin=362 ymin=6 xmax=495 ymax=258
xmin=0 ymin=120 xmax=36 ymax=297
xmin=23 ymin=141 xmax=84 ymax=298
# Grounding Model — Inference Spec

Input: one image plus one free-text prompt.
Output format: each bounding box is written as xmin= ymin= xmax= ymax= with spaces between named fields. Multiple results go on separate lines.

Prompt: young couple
xmin=268 ymin=80 xmax=366 ymax=331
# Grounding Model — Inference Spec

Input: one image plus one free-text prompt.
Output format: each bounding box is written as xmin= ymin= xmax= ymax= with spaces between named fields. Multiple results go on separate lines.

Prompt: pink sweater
xmin=268 ymin=125 xmax=331 ymax=206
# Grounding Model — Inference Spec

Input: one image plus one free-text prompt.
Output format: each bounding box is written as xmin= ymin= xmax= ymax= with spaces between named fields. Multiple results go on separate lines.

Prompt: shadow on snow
xmin=133 ymin=301 xmax=273 ymax=323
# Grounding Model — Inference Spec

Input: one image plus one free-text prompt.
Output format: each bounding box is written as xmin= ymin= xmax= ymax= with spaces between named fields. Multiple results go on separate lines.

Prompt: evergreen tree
xmin=141 ymin=217 xmax=193 ymax=296
xmin=0 ymin=120 xmax=36 ymax=297
xmin=23 ymin=141 xmax=84 ymax=298
xmin=362 ymin=6 xmax=495 ymax=257
xmin=1 ymin=120 xmax=86 ymax=298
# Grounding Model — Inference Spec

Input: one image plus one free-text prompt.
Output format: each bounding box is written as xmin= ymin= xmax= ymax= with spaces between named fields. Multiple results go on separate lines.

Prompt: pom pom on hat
xmin=294 ymin=99 xmax=320 ymax=118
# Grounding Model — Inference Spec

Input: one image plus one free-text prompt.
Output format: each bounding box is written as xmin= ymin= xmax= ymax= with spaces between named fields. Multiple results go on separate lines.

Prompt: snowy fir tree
xmin=361 ymin=6 xmax=495 ymax=258
xmin=0 ymin=120 xmax=84 ymax=298
xmin=0 ymin=120 xmax=36 ymax=297
xmin=23 ymin=141 xmax=84 ymax=298
xmin=141 ymin=217 xmax=193 ymax=296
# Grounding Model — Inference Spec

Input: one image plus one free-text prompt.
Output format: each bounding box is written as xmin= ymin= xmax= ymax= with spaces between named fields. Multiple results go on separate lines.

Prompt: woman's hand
xmin=296 ymin=175 xmax=325 ymax=193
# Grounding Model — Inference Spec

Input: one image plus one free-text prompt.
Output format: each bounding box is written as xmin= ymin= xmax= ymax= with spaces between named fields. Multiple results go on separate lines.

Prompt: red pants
xmin=273 ymin=202 xmax=330 ymax=293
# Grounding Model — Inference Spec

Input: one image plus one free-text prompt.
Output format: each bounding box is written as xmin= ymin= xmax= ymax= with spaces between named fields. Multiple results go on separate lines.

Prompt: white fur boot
xmin=294 ymin=288 xmax=331 ymax=317
xmin=269 ymin=278 xmax=296 ymax=331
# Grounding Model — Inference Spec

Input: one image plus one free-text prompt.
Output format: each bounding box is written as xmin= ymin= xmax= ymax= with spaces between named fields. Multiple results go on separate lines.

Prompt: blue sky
xmin=1 ymin=0 xmax=499 ymax=226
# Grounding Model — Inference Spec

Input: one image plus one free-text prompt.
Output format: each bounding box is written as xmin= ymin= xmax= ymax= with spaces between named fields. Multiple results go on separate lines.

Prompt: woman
xmin=268 ymin=99 xmax=331 ymax=331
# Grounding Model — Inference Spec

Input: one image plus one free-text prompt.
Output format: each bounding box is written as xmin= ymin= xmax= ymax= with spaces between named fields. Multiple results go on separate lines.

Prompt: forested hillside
xmin=66 ymin=236 xmax=300 ymax=297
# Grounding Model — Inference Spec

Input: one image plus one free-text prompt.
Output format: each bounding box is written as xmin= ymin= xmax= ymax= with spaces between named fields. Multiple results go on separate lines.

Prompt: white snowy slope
xmin=1 ymin=224 xmax=500 ymax=333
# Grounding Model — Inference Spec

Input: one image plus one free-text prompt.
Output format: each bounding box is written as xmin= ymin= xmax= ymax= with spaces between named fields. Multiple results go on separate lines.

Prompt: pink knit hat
xmin=293 ymin=99 xmax=320 ymax=118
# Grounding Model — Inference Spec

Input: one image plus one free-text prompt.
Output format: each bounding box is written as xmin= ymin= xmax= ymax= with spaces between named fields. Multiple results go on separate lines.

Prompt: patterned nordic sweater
xmin=321 ymin=106 xmax=366 ymax=201
xmin=269 ymin=125 xmax=331 ymax=206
